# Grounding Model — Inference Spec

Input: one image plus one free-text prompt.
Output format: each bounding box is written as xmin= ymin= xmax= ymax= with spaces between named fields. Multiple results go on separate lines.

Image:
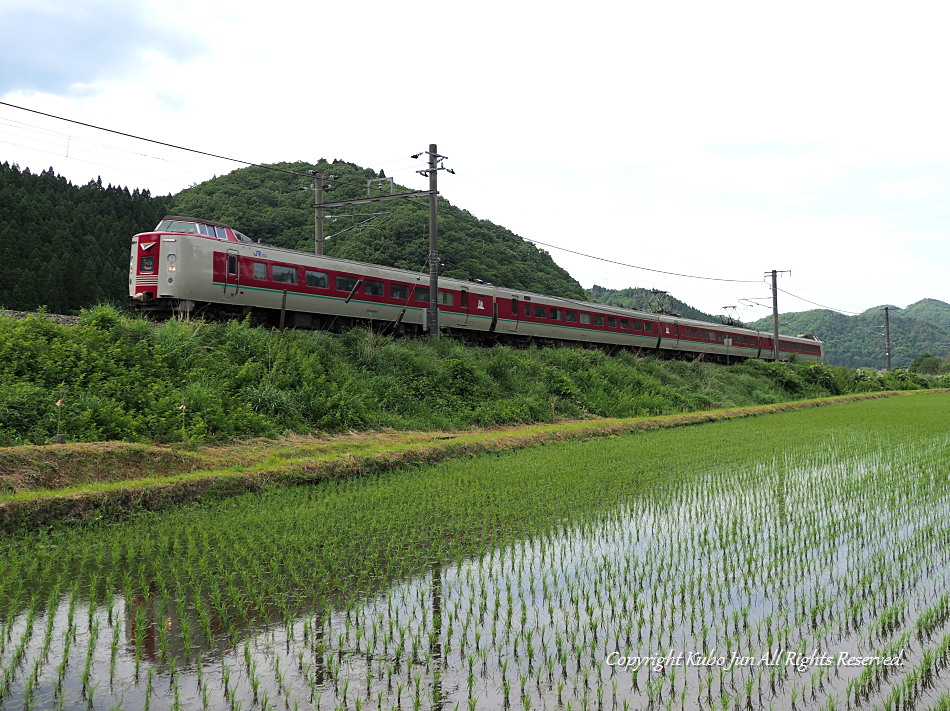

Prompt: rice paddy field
xmin=2 ymin=392 xmax=950 ymax=711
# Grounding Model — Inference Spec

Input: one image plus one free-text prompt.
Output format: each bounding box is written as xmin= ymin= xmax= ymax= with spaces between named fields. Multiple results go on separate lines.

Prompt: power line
xmin=523 ymin=237 xmax=761 ymax=283
xmin=0 ymin=100 xmax=311 ymax=179
xmin=775 ymin=287 xmax=864 ymax=315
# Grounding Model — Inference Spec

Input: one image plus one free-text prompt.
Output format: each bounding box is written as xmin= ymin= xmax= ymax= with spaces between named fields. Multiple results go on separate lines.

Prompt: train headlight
xmin=167 ymin=265 xmax=177 ymax=272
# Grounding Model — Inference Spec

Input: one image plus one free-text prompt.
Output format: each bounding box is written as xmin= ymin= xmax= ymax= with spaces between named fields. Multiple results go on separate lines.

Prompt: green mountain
xmin=168 ymin=161 xmax=585 ymax=300
xmin=0 ymin=163 xmax=171 ymax=312
xmin=902 ymin=299 xmax=950 ymax=332
xmin=748 ymin=305 xmax=950 ymax=369
xmin=0 ymin=160 xmax=584 ymax=314
xmin=585 ymin=285 xmax=722 ymax=323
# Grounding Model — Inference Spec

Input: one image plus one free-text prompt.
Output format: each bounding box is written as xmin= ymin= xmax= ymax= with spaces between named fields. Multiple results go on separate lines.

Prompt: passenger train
xmin=129 ymin=216 xmax=823 ymax=363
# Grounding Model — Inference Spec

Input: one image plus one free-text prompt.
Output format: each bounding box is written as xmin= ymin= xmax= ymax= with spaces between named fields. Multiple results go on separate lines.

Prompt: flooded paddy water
xmin=2 ymin=393 xmax=950 ymax=710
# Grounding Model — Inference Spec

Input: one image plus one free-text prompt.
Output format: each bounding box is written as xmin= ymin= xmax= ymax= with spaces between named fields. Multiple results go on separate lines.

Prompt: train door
xmin=456 ymin=289 xmax=470 ymax=327
xmin=505 ymin=296 xmax=520 ymax=332
xmin=471 ymin=292 xmax=491 ymax=331
xmin=224 ymin=249 xmax=239 ymax=298
xmin=661 ymin=321 xmax=678 ymax=348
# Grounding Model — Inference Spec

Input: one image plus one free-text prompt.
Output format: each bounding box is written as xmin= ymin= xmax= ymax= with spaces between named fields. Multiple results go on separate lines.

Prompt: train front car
xmin=130 ymin=216 xmax=247 ymax=318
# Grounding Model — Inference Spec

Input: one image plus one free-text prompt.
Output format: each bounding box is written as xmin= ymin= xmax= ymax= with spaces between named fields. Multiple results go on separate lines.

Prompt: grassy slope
xmin=3 ymin=307 xmax=946 ymax=448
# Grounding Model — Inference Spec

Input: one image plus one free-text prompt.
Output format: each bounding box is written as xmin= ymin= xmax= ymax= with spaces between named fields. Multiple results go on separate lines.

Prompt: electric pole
xmin=415 ymin=144 xmax=454 ymax=341
xmin=883 ymin=306 xmax=892 ymax=371
xmin=306 ymin=146 xmax=450 ymax=339
xmin=428 ymin=145 xmax=439 ymax=340
xmin=311 ymin=170 xmax=325 ymax=255
xmin=766 ymin=270 xmax=790 ymax=361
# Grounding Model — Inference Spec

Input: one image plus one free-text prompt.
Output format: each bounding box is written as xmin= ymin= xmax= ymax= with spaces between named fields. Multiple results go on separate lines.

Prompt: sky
xmin=2 ymin=0 xmax=949 ymax=323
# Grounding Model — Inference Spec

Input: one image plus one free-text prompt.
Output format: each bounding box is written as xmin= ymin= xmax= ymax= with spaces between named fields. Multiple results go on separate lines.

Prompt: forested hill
xmin=168 ymin=161 xmax=586 ymax=300
xmin=0 ymin=163 xmax=171 ymax=312
xmin=748 ymin=301 xmax=950 ymax=369
xmin=586 ymin=285 xmax=719 ymax=323
xmin=0 ymin=159 xmax=585 ymax=313
xmin=862 ymin=299 xmax=950 ymax=332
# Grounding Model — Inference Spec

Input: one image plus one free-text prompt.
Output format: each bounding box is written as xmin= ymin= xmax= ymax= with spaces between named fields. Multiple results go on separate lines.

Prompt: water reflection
xmin=3 ymin=439 xmax=950 ymax=710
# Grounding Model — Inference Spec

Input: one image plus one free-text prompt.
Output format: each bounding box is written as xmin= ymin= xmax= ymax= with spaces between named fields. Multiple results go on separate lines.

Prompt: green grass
xmin=2 ymin=306 xmax=946 ymax=445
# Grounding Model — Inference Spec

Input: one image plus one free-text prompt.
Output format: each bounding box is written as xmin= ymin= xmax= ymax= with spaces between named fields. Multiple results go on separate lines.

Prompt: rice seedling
xmin=2 ymin=394 xmax=950 ymax=709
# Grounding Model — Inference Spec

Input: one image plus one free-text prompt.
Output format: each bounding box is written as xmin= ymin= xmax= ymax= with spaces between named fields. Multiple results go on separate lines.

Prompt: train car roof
xmin=157 ymin=215 xmax=236 ymax=230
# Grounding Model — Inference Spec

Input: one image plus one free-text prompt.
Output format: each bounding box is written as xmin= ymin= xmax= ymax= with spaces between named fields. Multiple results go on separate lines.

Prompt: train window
xmin=644 ymin=322 xmax=654 ymax=333
xmin=534 ymin=305 xmax=546 ymax=318
xmin=594 ymin=315 xmax=604 ymax=326
xmin=633 ymin=320 xmax=642 ymax=331
xmin=524 ymin=303 xmax=532 ymax=316
xmin=460 ymin=290 xmax=468 ymax=308
xmin=607 ymin=317 xmax=618 ymax=328
xmin=550 ymin=308 xmax=561 ymax=320
xmin=620 ymin=319 xmax=630 ymax=329
xmin=510 ymin=297 xmax=518 ymax=313
xmin=364 ymin=280 xmax=384 ymax=296
xmin=691 ymin=329 xmax=699 ymax=338
xmin=700 ymin=330 xmax=708 ymax=339
xmin=390 ymin=283 xmax=409 ymax=299
xmin=215 ymin=226 xmax=228 ymax=240
xmin=227 ymin=254 xmax=237 ymax=275
xmin=253 ymin=262 xmax=267 ymax=280
xmin=197 ymin=223 xmax=212 ymax=237
xmin=140 ymin=256 xmax=154 ymax=273
xmin=273 ymin=265 xmax=298 ymax=284
xmin=580 ymin=313 xmax=591 ymax=325
xmin=305 ymin=270 xmax=328 ymax=288
xmin=565 ymin=311 xmax=577 ymax=322
xmin=160 ymin=220 xmax=200 ymax=234
xmin=337 ymin=275 xmax=359 ymax=292
xmin=439 ymin=291 xmax=455 ymax=306
xmin=414 ymin=286 xmax=429 ymax=302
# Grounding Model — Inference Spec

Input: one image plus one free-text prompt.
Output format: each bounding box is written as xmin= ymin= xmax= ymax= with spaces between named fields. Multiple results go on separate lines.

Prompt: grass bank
xmin=1 ymin=391 xmax=940 ymax=534
xmin=2 ymin=306 xmax=947 ymax=446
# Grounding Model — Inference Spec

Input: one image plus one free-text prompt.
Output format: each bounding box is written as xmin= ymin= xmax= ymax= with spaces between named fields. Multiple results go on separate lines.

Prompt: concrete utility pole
xmin=767 ymin=269 xmax=791 ymax=361
xmin=770 ymin=270 xmax=780 ymax=361
xmin=312 ymin=170 xmax=325 ymax=255
xmin=427 ymin=145 xmax=439 ymax=340
xmin=307 ymin=146 xmax=450 ymax=338
xmin=883 ymin=306 xmax=892 ymax=371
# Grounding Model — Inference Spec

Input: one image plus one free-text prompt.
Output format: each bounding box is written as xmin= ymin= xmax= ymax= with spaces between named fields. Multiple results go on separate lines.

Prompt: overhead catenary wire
xmin=523 ymin=237 xmax=761 ymax=283
xmin=0 ymin=100 xmax=312 ymax=179
xmin=775 ymin=287 xmax=864 ymax=315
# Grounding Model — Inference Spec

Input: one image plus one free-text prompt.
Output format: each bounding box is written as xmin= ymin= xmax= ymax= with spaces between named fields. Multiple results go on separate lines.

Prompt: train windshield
xmin=157 ymin=219 xmax=203 ymax=234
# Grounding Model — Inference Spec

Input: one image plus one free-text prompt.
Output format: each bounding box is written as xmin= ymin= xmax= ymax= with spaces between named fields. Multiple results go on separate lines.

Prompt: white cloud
xmin=2 ymin=0 xmax=949 ymax=318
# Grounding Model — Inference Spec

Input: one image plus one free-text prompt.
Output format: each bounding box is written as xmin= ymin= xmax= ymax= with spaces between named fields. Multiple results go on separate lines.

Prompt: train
xmin=129 ymin=216 xmax=823 ymax=363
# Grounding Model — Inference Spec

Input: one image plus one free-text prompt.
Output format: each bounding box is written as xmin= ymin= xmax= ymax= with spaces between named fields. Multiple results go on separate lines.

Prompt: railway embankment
xmin=3 ymin=306 xmax=946 ymax=447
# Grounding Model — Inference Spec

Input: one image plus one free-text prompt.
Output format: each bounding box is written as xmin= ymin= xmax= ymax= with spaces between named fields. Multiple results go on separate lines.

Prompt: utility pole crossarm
xmin=316 ymin=190 xmax=436 ymax=209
